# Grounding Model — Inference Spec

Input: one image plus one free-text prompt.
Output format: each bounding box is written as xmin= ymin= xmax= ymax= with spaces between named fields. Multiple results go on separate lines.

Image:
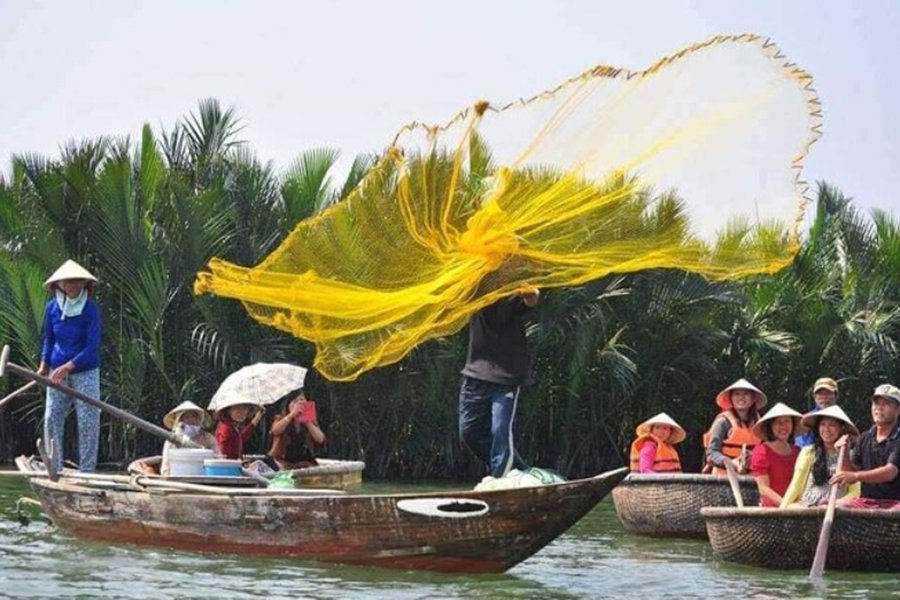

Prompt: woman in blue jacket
xmin=37 ymin=260 xmax=102 ymax=472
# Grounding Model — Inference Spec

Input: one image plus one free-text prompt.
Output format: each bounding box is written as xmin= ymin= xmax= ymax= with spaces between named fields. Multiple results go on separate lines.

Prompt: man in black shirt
xmin=459 ymin=287 xmax=539 ymax=479
xmin=833 ymin=384 xmax=900 ymax=508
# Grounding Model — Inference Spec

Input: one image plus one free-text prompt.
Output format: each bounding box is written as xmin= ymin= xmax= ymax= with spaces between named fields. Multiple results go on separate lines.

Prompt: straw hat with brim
xmin=716 ymin=378 xmax=768 ymax=411
xmin=751 ymin=402 xmax=802 ymax=440
xmin=44 ymin=259 xmax=98 ymax=292
xmin=210 ymin=390 xmax=264 ymax=420
xmin=636 ymin=412 xmax=686 ymax=445
xmin=799 ymin=405 xmax=860 ymax=439
xmin=164 ymin=401 xmax=212 ymax=430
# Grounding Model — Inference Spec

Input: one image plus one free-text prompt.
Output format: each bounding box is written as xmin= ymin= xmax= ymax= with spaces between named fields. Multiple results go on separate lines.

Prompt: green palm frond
xmin=280 ymin=147 xmax=341 ymax=229
xmin=0 ymin=258 xmax=49 ymax=367
xmin=181 ymin=98 xmax=244 ymax=183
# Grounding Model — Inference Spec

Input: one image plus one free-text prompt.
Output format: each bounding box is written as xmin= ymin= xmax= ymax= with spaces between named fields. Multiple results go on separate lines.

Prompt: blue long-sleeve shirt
xmin=795 ymin=405 xmax=822 ymax=448
xmin=41 ymin=299 xmax=102 ymax=372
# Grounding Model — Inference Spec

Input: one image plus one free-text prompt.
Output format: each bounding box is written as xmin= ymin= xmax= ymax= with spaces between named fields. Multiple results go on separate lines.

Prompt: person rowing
xmin=832 ymin=384 xmax=900 ymax=509
xmin=780 ymin=405 xmax=860 ymax=507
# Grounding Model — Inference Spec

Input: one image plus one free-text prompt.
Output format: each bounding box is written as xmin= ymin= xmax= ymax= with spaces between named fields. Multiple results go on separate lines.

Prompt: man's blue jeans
xmin=459 ymin=375 xmax=530 ymax=478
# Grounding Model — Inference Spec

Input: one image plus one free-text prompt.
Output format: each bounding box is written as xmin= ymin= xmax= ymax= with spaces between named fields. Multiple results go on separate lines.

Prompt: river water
xmin=0 ymin=474 xmax=896 ymax=599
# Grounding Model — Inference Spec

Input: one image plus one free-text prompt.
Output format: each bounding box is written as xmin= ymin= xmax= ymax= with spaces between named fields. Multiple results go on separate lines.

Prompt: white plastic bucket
xmin=166 ymin=448 xmax=217 ymax=476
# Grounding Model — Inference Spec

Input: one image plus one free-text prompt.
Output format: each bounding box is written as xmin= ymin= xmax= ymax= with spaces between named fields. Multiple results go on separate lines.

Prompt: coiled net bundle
xmin=195 ymin=34 xmax=821 ymax=381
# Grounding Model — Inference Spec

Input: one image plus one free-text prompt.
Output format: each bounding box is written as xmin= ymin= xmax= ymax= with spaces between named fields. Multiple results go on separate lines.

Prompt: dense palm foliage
xmin=0 ymin=101 xmax=896 ymax=479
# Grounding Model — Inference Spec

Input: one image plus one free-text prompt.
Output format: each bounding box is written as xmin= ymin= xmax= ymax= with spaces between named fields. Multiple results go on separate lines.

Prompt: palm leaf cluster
xmin=0 ymin=102 xmax=896 ymax=479
xmin=0 ymin=100 xmax=368 ymax=462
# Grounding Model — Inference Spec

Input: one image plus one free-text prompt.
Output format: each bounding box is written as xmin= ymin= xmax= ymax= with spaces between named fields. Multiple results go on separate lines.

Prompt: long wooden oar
xmin=0 ymin=380 xmax=38 ymax=411
xmin=9 ymin=468 xmax=345 ymax=496
xmin=723 ymin=458 xmax=745 ymax=508
xmin=810 ymin=444 xmax=848 ymax=580
xmin=0 ymin=345 xmax=199 ymax=449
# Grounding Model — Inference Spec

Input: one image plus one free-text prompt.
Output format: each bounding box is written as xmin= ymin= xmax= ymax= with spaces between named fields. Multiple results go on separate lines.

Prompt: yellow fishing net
xmin=195 ymin=34 xmax=821 ymax=381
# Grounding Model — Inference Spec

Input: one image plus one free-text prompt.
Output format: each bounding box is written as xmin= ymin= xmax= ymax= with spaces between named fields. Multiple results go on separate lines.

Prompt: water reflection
xmin=1 ymin=473 xmax=899 ymax=599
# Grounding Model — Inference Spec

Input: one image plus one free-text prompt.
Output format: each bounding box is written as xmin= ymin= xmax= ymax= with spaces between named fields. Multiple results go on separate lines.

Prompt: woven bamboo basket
xmin=612 ymin=473 xmax=760 ymax=539
xmin=702 ymin=506 xmax=900 ymax=571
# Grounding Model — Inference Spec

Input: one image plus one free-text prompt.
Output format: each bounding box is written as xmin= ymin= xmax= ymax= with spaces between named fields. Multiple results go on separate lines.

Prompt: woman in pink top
xmin=750 ymin=402 xmax=802 ymax=507
xmin=629 ymin=413 xmax=685 ymax=474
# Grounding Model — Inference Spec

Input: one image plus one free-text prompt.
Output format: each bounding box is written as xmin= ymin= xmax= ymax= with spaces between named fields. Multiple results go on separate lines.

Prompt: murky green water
xmin=1 ymin=473 xmax=898 ymax=599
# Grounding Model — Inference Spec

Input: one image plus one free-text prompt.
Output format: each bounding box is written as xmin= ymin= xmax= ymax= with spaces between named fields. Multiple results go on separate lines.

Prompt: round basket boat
xmin=702 ymin=506 xmax=900 ymax=572
xmin=288 ymin=458 xmax=365 ymax=489
xmin=612 ymin=473 xmax=759 ymax=539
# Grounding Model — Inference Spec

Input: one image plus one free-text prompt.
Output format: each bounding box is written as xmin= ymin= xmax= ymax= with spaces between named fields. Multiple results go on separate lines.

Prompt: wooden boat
xmin=127 ymin=455 xmax=365 ymax=490
xmin=16 ymin=457 xmax=626 ymax=574
xmin=702 ymin=506 xmax=900 ymax=572
xmin=612 ymin=473 xmax=760 ymax=539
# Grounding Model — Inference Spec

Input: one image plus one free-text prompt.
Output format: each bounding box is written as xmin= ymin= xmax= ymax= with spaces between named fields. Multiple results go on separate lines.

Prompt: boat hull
xmin=28 ymin=468 xmax=626 ymax=574
xmin=613 ymin=474 xmax=759 ymax=539
xmin=703 ymin=506 xmax=900 ymax=572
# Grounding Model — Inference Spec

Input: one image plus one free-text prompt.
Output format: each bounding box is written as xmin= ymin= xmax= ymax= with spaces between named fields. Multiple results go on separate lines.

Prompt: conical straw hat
xmin=800 ymin=405 xmax=859 ymax=439
xmin=163 ymin=401 xmax=212 ymax=430
xmin=44 ymin=260 xmax=98 ymax=291
xmin=210 ymin=389 xmax=264 ymax=420
xmin=636 ymin=412 xmax=686 ymax=445
xmin=751 ymin=402 xmax=802 ymax=440
xmin=716 ymin=378 xmax=768 ymax=410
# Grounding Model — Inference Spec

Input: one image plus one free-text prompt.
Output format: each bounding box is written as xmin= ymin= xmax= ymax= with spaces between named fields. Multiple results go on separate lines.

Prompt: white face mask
xmin=55 ymin=287 xmax=88 ymax=320
xmin=182 ymin=424 xmax=202 ymax=438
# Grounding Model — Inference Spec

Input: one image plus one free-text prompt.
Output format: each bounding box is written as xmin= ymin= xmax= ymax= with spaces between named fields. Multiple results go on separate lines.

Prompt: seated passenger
xmin=795 ymin=377 xmax=840 ymax=448
xmin=214 ymin=399 xmax=263 ymax=460
xmin=161 ymin=401 xmax=220 ymax=476
xmin=833 ymin=384 xmax=900 ymax=509
xmin=780 ymin=405 xmax=860 ymax=507
xmin=749 ymin=403 xmax=801 ymax=507
xmin=629 ymin=413 xmax=684 ymax=474
xmin=268 ymin=390 xmax=326 ymax=470
xmin=704 ymin=379 xmax=766 ymax=475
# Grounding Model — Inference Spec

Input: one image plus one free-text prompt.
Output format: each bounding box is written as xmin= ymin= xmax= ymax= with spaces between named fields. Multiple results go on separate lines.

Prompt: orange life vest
xmin=703 ymin=411 xmax=761 ymax=475
xmin=629 ymin=434 xmax=682 ymax=473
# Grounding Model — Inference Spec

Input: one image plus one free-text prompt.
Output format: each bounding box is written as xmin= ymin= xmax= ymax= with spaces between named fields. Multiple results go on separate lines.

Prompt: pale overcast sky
xmin=1 ymin=0 xmax=897 ymax=216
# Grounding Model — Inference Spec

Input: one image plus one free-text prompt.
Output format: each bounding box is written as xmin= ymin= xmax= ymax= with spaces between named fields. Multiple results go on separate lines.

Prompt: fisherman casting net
xmin=195 ymin=34 xmax=821 ymax=381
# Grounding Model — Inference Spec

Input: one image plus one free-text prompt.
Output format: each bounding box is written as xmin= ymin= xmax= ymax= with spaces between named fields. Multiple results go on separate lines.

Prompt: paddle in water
xmin=810 ymin=444 xmax=848 ymax=580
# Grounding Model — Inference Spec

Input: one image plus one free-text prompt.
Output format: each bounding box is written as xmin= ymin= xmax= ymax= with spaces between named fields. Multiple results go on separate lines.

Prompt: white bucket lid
xmin=204 ymin=459 xmax=242 ymax=467
xmin=168 ymin=448 xmax=217 ymax=457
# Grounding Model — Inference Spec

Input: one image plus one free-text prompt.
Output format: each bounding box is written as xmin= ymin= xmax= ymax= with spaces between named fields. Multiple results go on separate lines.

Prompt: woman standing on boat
xmin=704 ymin=379 xmax=766 ymax=475
xmin=38 ymin=260 xmax=102 ymax=473
xmin=749 ymin=403 xmax=801 ymax=507
xmin=779 ymin=405 xmax=860 ymax=507
xmin=629 ymin=413 xmax=684 ymax=473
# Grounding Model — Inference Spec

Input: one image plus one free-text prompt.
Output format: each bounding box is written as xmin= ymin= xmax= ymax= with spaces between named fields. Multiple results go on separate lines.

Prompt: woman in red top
xmin=750 ymin=402 xmax=802 ymax=507
xmin=214 ymin=401 xmax=263 ymax=460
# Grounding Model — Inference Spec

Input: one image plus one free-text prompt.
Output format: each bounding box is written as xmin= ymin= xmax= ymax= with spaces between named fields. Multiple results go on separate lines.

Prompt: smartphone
xmin=295 ymin=400 xmax=317 ymax=424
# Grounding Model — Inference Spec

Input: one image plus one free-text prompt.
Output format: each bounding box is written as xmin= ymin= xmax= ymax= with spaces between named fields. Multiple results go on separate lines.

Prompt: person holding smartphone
xmin=268 ymin=390 xmax=326 ymax=470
